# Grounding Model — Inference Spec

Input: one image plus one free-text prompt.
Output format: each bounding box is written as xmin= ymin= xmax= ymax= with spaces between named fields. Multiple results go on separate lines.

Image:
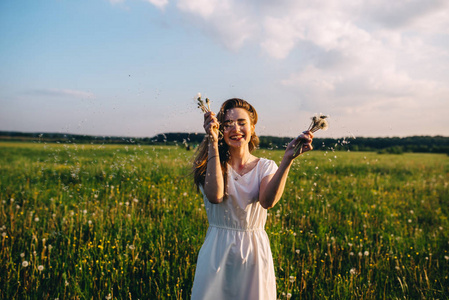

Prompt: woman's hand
xmin=203 ymin=111 xmax=220 ymax=142
xmin=284 ymin=131 xmax=314 ymax=160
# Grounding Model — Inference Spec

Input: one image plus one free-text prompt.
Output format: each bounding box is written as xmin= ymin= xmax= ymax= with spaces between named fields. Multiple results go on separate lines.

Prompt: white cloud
xmin=28 ymin=89 xmax=95 ymax=99
xmin=111 ymin=0 xmax=449 ymax=136
xmin=177 ymin=0 xmax=256 ymax=50
xmin=143 ymin=0 xmax=169 ymax=10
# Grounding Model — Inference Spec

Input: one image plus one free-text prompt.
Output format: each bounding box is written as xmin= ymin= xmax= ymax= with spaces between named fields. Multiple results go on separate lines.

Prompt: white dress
xmin=191 ymin=158 xmax=278 ymax=300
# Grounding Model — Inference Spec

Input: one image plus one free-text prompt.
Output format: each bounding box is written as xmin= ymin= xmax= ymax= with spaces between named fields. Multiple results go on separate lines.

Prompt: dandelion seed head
xmin=20 ymin=253 xmax=25 ymax=258
xmin=22 ymin=261 xmax=29 ymax=267
xmin=38 ymin=265 xmax=44 ymax=271
xmin=350 ymin=268 xmax=356 ymax=275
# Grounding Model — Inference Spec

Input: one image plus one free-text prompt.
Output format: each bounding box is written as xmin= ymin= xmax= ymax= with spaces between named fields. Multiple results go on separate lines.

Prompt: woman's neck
xmin=228 ymin=146 xmax=252 ymax=168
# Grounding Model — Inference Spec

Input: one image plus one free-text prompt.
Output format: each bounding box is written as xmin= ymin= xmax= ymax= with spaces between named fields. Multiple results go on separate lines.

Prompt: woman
xmin=191 ymin=98 xmax=313 ymax=300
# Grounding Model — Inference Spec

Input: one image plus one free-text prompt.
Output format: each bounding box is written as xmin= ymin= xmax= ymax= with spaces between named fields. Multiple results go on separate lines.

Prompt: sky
xmin=1 ymin=0 xmax=448 ymax=139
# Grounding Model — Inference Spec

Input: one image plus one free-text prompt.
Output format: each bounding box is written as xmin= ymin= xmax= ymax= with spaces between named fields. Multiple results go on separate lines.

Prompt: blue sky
xmin=1 ymin=0 xmax=448 ymax=138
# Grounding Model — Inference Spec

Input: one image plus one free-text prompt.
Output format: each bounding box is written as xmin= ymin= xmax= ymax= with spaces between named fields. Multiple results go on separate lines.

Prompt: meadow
xmin=0 ymin=141 xmax=448 ymax=299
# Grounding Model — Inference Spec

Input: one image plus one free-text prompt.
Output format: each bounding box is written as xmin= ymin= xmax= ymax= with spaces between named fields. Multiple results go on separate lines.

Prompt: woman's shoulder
xmin=257 ymin=157 xmax=276 ymax=165
xmin=256 ymin=157 xmax=278 ymax=175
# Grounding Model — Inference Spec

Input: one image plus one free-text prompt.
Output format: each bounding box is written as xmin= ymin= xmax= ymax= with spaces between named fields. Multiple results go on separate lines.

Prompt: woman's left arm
xmin=259 ymin=131 xmax=313 ymax=209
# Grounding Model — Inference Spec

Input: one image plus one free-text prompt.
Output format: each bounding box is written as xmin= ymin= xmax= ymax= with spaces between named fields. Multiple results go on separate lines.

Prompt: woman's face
xmin=222 ymin=108 xmax=254 ymax=149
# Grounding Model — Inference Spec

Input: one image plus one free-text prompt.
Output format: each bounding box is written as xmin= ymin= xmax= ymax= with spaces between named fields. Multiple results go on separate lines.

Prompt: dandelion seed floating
xmin=294 ymin=113 xmax=330 ymax=156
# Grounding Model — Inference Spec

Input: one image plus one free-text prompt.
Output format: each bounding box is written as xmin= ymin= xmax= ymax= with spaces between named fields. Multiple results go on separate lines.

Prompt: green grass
xmin=0 ymin=142 xmax=448 ymax=299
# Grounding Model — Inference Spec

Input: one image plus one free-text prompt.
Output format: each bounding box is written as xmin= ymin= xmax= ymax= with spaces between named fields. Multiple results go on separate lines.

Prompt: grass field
xmin=0 ymin=141 xmax=448 ymax=299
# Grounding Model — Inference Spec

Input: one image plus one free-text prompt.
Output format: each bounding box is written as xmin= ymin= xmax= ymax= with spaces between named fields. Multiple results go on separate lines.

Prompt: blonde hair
xmin=193 ymin=98 xmax=259 ymax=192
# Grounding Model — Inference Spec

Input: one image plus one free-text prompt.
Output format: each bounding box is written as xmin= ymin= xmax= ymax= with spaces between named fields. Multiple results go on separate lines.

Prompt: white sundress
xmin=191 ymin=158 xmax=278 ymax=300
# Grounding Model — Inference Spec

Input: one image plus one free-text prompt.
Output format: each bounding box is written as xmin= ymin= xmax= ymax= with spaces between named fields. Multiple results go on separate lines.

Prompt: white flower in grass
xmin=38 ymin=265 xmax=44 ymax=271
xmin=22 ymin=261 xmax=29 ymax=267
xmin=287 ymin=293 xmax=292 ymax=299
xmin=34 ymin=217 xmax=39 ymax=222
xmin=20 ymin=253 xmax=25 ymax=258
xmin=444 ymin=256 xmax=449 ymax=260
xmin=65 ymin=280 xmax=69 ymax=286
xmin=364 ymin=251 xmax=369 ymax=256
xmin=350 ymin=268 xmax=356 ymax=275
xmin=289 ymin=276 xmax=296 ymax=283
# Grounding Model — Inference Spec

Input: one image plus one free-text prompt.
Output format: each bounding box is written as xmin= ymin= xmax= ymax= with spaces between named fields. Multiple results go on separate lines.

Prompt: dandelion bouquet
xmin=196 ymin=93 xmax=211 ymax=113
xmin=195 ymin=93 xmax=223 ymax=139
xmin=294 ymin=114 xmax=329 ymax=156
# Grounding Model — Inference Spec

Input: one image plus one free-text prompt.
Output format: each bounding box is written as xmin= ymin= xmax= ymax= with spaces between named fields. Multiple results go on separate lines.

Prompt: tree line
xmin=1 ymin=131 xmax=448 ymax=154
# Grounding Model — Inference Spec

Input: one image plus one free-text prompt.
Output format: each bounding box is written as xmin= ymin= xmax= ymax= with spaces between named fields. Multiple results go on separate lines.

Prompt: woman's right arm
xmin=203 ymin=112 xmax=225 ymax=203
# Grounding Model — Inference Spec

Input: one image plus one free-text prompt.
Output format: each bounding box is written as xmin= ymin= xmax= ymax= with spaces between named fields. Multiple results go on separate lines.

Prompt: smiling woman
xmin=191 ymin=98 xmax=314 ymax=299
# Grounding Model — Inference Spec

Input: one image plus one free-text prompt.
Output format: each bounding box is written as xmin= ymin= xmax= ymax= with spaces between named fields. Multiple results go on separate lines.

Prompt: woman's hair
xmin=193 ymin=98 xmax=259 ymax=193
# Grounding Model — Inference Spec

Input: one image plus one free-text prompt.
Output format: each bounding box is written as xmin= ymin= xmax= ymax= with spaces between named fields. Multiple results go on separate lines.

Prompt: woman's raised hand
xmin=203 ymin=111 xmax=220 ymax=142
xmin=285 ymin=131 xmax=314 ymax=160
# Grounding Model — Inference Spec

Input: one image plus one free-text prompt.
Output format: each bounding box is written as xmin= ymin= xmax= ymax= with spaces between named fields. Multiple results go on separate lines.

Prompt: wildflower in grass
xmin=289 ymin=276 xmax=296 ymax=283
xmin=295 ymin=249 xmax=300 ymax=254
xmin=444 ymin=256 xmax=449 ymax=260
xmin=38 ymin=265 xmax=44 ymax=271
xmin=65 ymin=280 xmax=69 ymax=286
xmin=358 ymin=252 xmax=363 ymax=257
xmin=408 ymin=219 xmax=412 ymax=223
xmin=34 ymin=217 xmax=39 ymax=222
xmin=287 ymin=293 xmax=292 ymax=299
xmin=364 ymin=251 xmax=369 ymax=256
xmin=350 ymin=268 xmax=356 ymax=275
xmin=105 ymin=294 xmax=112 ymax=300
xmin=20 ymin=253 xmax=25 ymax=258
xmin=22 ymin=261 xmax=29 ymax=267
xmin=133 ymin=198 xmax=139 ymax=203
xmin=348 ymin=243 xmax=353 ymax=247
